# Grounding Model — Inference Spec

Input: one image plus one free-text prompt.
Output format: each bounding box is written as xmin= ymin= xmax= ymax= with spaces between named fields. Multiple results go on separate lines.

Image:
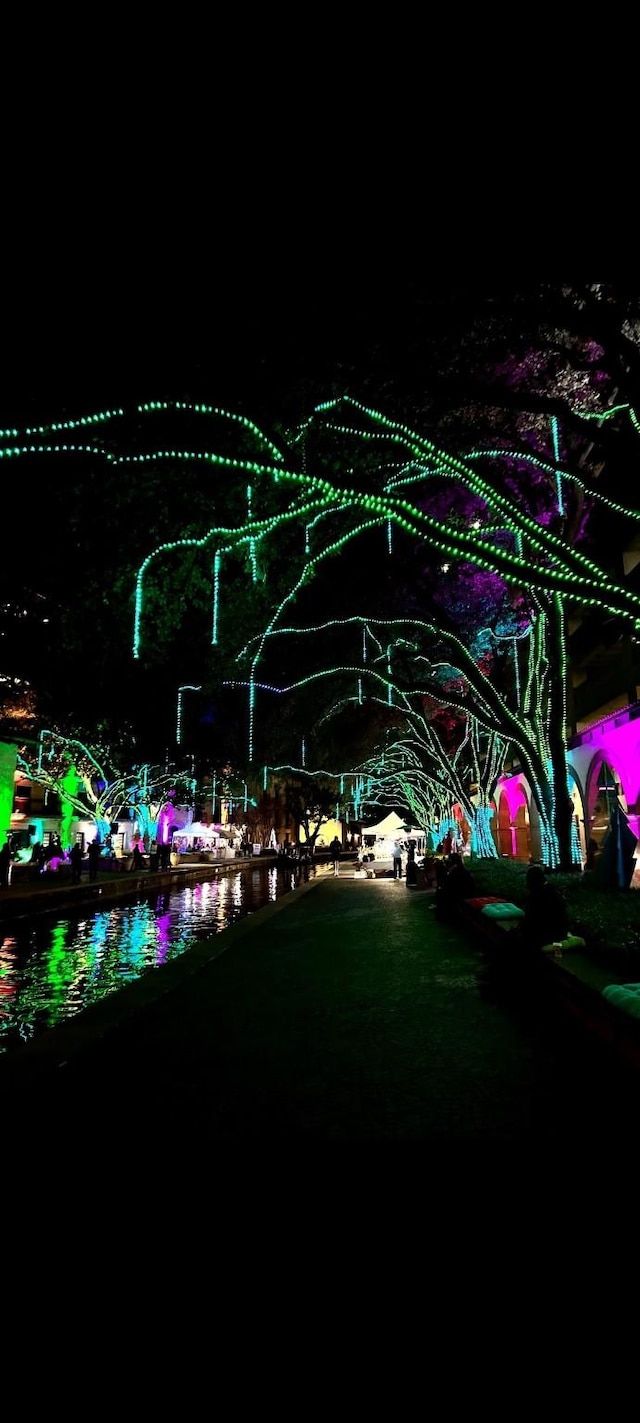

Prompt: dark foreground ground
xmin=2 ymin=867 xmax=640 ymax=1181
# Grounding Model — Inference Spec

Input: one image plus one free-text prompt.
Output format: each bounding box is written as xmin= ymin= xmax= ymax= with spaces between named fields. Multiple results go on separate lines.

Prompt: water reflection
xmin=0 ymin=863 xmax=302 ymax=1055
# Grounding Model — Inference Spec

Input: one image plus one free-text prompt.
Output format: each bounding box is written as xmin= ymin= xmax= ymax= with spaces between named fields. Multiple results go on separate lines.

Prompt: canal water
xmin=0 ymin=862 xmax=303 ymax=1055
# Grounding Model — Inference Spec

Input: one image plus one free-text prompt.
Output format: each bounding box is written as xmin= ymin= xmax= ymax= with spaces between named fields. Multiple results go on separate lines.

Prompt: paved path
xmin=2 ymin=870 xmax=639 ymax=1164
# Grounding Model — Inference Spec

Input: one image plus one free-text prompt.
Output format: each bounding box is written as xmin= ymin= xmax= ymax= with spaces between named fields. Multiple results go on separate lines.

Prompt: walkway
xmin=3 ymin=865 xmax=640 ymax=1168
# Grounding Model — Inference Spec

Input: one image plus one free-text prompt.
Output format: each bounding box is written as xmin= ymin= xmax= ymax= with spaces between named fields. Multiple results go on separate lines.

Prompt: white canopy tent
xmin=172 ymin=821 xmax=236 ymax=853
xmin=361 ymin=812 xmax=426 ymax=852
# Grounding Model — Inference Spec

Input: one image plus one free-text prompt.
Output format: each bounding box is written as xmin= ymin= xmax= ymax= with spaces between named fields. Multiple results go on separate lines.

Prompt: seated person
xmin=435 ymin=856 xmax=477 ymax=918
xmin=520 ymin=865 xmax=569 ymax=951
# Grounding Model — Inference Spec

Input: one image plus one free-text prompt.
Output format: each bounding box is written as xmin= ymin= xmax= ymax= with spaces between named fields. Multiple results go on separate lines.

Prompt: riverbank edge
xmin=0 ymin=853 xmax=281 ymax=924
xmin=0 ymin=861 xmax=317 ymax=1085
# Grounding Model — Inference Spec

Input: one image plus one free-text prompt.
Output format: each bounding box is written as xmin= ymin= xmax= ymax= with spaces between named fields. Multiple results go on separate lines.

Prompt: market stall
xmin=171 ymin=822 xmax=238 ymax=862
xmin=359 ymin=812 xmax=426 ymax=877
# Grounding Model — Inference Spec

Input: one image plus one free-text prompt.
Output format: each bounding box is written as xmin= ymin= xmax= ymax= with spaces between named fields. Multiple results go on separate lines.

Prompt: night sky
xmin=0 ymin=244 xmax=494 ymax=426
xmin=1 ymin=261 xmax=409 ymax=421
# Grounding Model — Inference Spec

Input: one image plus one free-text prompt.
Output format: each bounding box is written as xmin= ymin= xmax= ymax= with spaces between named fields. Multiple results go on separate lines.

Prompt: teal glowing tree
xmin=17 ymin=730 xmax=186 ymax=845
xmin=174 ymin=394 xmax=637 ymax=869
xmin=351 ymin=711 xmax=507 ymax=859
xmin=3 ymin=316 xmax=640 ymax=871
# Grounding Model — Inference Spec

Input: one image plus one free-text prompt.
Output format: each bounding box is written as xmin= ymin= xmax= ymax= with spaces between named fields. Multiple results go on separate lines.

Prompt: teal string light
xmin=176 ymin=685 xmax=202 ymax=745
xmin=247 ymin=486 xmax=258 ymax=582
xmin=248 ymin=677 xmax=256 ymax=762
xmin=212 ymin=549 xmax=221 ymax=645
xmin=551 ymin=415 xmax=564 ymax=516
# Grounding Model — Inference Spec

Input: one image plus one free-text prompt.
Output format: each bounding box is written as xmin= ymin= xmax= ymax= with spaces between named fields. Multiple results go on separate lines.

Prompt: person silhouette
xmin=88 ymin=840 xmax=101 ymax=882
xmin=435 ymin=857 xmax=476 ymax=918
xmin=329 ymin=837 xmax=342 ymax=876
xmin=70 ymin=842 xmax=83 ymax=884
xmin=0 ymin=838 xmax=12 ymax=887
xmin=405 ymin=843 xmax=417 ymax=887
xmin=520 ymin=865 xmax=569 ymax=951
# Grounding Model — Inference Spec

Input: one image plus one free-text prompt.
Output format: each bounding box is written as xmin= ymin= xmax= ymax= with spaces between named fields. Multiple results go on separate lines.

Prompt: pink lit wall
xmin=496 ymin=705 xmax=640 ymax=853
xmin=569 ymin=707 xmax=640 ymax=845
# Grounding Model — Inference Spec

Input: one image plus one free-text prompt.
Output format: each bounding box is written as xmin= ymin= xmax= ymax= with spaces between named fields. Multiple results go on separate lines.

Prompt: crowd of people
xmin=0 ymin=833 xmax=179 ymax=886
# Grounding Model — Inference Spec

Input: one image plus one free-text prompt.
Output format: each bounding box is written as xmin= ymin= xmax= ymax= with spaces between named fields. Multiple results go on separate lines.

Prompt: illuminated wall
xmin=496 ymin=702 xmax=640 ymax=864
xmin=0 ymin=741 xmax=17 ymax=842
xmin=568 ymin=705 xmax=640 ymax=846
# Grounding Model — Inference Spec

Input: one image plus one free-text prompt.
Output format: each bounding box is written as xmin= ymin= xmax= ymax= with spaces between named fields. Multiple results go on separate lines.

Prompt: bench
xmin=458 ymin=895 xmax=586 ymax=956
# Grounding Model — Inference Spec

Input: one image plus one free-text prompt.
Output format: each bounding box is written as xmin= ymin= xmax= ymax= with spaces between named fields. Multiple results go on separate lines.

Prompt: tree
xmin=237 ymin=792 xmax=274 ymax=849
xmin=352 ymin=710 xmax=506 ymax=859
xmin=202 ymin=390 xmax=640 ymax=868
xmin=16 ymin=729 xmax=190 ymax=845
xmin=282 ymin=774 xmax=341 ymax=854
xmin=4 ymin=285 xmax=640 ymax=870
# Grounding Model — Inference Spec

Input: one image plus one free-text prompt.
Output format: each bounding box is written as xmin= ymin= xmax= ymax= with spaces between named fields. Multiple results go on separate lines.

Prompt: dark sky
xmin=1 ymin=247 xmax=418 ymax=422
xmin=0 ymin=221 xmax=491 ymax=426
xmin=1 ymin=144 xmax=531 ymax=424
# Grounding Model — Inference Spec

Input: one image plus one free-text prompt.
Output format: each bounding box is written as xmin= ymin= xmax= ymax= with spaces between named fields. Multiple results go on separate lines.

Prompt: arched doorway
xmin=495 ymin=793 xmax=511 ymax=857
xmin=586 ymin=757 xmax=623 ymax=862
xmin=568 ymin=771 xmax=587 ymax=866
xmin=512 ymin=802 xmax=531 ymax=862
xmin=495 ymin=784 xmax=531 ymax=861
